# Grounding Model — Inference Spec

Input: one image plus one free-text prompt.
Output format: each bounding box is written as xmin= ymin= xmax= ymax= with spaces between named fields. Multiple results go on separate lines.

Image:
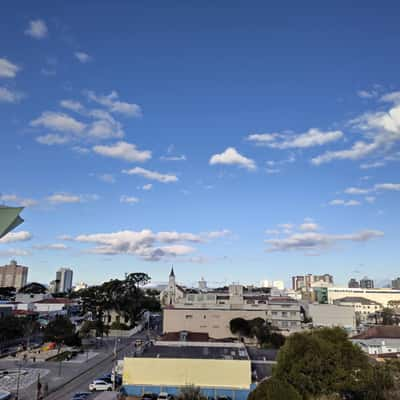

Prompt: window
xmin=185 ymin=315 xmax=193 ymax=319
xmin=282 ymin=311 xmax=288 ymax=317
xmin=272 ymin=311 xmax=278 ymax=316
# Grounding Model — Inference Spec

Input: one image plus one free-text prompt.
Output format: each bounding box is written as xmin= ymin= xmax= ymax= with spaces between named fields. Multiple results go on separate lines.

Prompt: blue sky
xmin=0 ymin=1 xmax=399 ymax=288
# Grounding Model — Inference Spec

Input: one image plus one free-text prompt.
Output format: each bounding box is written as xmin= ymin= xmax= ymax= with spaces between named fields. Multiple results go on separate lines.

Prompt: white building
xmin=307 ymin=303 xmax=356 ymax=331
xmin=328 ymin=287 xmax=400 ymax=308
xmin=333 ymin=297 xmax=383 ymax=322
xmin=352 ymin=326 xmax=400 ymax=355
xmin=260 ymin=280 xmax=284 ymax=290
xmin=161 ymin=269 xmax=301 ymax=339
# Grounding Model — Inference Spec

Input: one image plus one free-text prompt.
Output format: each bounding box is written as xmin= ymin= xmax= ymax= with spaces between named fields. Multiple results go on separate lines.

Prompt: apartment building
xmin=328 ymin=287 xmax=400 ymax=307
xmin=292 ymin=274 xmax=333 ymax=291
xmin=161 ymin=269 xmax=301 ymax=339
xmin=0 ymin=260 xmax=28 ymax=290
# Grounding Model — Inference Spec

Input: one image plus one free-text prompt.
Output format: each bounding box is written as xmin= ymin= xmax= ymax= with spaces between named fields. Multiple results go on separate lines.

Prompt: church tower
xmin=168 ymin=266 xmax=176 ymax=304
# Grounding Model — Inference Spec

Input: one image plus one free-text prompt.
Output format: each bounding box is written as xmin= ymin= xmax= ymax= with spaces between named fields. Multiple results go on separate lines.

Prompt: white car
xmin=89 ymin=379 xmax=113 ymax=391
xmin=157 ymin=392 xmax=171 ymax=400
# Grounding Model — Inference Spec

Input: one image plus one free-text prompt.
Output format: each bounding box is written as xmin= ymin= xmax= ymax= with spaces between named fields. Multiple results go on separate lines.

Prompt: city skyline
xmin=1 ymin=1 xmax=400 ymax=286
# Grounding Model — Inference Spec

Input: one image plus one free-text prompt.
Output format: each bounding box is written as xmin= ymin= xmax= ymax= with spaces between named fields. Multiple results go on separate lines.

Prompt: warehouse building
xmin=122 ymin=340 xmax=254 ymax=399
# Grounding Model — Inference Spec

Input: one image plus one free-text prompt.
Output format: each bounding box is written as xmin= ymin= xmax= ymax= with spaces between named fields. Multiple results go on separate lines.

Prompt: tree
xmin=381 ymin=308 xmax=397 ymax=325
xmin=247 ymin=377 xmax=301 ymax=400
xmin=44 ymin=315 xmax=78 ymax=346
xmin=230 ymin=318 xmax=251 ymax=338
xmin=0 ymin=286 xmax=16 ymax=300
xmin=177 ymin=386 xmax=207 ymax=400
xmin=273 ymin=327 xmax=394 ymax=399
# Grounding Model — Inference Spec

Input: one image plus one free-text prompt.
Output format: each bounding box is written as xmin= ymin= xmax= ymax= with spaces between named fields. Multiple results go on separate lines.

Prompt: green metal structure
xmin=0 ymin=206 xmax=24 ymax=239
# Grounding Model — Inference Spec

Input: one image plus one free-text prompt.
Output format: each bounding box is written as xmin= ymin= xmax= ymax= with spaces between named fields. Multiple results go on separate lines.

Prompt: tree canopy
xmin=44 ymin=315 xmax=79 ymax=346
xmin=248 ymin=377 xmax=301 ymax=400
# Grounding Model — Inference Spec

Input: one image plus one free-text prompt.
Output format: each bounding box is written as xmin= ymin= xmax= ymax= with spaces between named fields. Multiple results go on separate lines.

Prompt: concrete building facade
xmin=161 ymin=269 xmax=301 ymax=339
xmin=328 ymin=287 xmax=400 ymax=308
xmin=55 ymin=267 xmax=73 ymax=293
xmin=0 ymin=260 xmax=28 ymax=289
xmin=307 ymin=304 xmax=356 ymax=331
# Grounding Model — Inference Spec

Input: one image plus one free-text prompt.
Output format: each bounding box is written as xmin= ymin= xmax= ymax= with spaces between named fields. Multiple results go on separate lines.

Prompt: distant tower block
xmin=198 ymin=277 xmax=207 ymax=290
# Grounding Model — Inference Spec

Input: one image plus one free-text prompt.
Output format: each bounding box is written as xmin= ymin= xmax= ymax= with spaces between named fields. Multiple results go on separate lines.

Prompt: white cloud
xmin=0 ymin=231 xmax=32 ymax=244
xmin=93 ymin=141 xmax=151 ymax=162
xmin=160 ymin=155 xmax=187 ymax=161
xmin=72 ymin=146 xmax=90 ymax=154
xmin=120 ymin=195 xmax=139 ymax=204
xmin=47 ymin=193 xmax=82 ymax=204
xmin=142 ymin=184 xmax=153 ymax=191
xmin=0 ymin=248 xmax=30 ymax=257
xmin=365 ymin=196 xmax=376 ymax=204
xmin=0 ymin=194 xmax=37 ymax=207
xmin=380 ymin=91 xmax=400 ymax=105
xmin=209 ymin=147 xmax=256 ymax=170
xmin=299 ymin=222 xmax=320 ymax=231
xmin=31 ymin=111 xmax=86 ymax=134
xmin=204 ymin=230 xmax=231 ymax=239
xmin=247 ymin=129 xmax=343 ymax=149
xmin=375 ymin=183 xmax=400 ymax=191
xmin=122 ymin=167 xmax=178 ymax=183
xmin=60 ymin=100 xmax=84 ymax=112
xmin=265 ymin=229 xmax=383 ymax=252
xmin=74 ymin=52 xmax=92 ymax=63
xmin=0 ymin=87 xmax=24 ymax=103
xmin=25 ymin=19 xmax=48 ymax=39
xmin=71 ymin=228 xmax=226 ymax=261
xmin=312 ymin=99 xmax=400 ymax=165
xmin=36 ymin=134 xmax=70 ymax=145
xmin=360 ymin=161 xmax=385 ymax=169
xmin=344 ymin=187 xmax=370 ymax=195
xmin=98 ymin=174 xmax=115 ymax=184
xmin=329 ymin=199 xmax=361 ymax=207
xmin=88 ymin=118 xmax=124 ymax=139
xmin=34 ymin=243 xmax=68 ymax=250
xmin=86 ymin=90 xmax=142 ymax=117
xmin=357 ymin=89 xmax=378 ymax=99
xmin=0 ymin=58 xmax=20 ymax=78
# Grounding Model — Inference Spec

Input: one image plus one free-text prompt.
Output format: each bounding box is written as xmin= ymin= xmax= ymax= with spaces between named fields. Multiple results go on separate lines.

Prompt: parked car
xmin=157 ymin=392 xmax=173 ymax=400
xmin=71 ymin=392 xmax=91 ymax=399
xmin=142 ymin=393 xmax=157 ymax=400
xmin=89 ymin=379 xmax=112 ymax=391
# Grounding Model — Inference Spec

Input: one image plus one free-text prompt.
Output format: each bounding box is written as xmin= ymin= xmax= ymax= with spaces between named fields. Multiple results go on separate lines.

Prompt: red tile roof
xmin=352 ymin=326 xmax=400 ymax=339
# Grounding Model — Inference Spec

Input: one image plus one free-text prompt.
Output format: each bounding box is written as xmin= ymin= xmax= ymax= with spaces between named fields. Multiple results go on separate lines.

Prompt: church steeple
xmin=169 ymin=266 xmax=175 ymax=278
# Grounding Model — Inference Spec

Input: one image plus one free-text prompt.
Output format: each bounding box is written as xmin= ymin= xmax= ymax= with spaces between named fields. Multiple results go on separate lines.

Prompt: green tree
xmin=381 ymin=308 xmax=397 ymax=325
xmin=273 ymin=327 xmax=394 ymax=399
xmin=177 ymin=385 xmax=207 ymax=400
xmin=247 ymin=377 xmax=301 ymax=400
xmin=230 ymin=317 xmax=251 ymax=338
xmin=44 ymin=315 xmax=78 ymax=345
xmin=0 ymin=286 xmax=16 ymax=300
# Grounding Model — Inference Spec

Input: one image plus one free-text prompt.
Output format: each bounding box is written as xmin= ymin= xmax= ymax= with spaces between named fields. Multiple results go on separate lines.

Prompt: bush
xmin=248 ymin=378 xmax=301 ymax=400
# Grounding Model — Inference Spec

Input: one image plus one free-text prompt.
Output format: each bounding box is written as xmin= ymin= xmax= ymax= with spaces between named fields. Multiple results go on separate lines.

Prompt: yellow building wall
xmin=123 ymin=358 xmax=251 ymax=389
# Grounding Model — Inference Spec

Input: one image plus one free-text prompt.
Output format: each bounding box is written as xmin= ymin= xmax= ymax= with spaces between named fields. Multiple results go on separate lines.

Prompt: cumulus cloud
xmin=93 ymin=141 xmax=151 ymax=162
xmin=329 ymin=199 xmax=361 ymax=207
xmin=209 ymin=147 xmax=256 ymax=170
xmin=25 ymin=19 xmax=48 ymax=39
xmin=33 ymin=243 xmax=68 ymax=250
xmin=0 ymin=58 xmax=20 ymax=78
xmin=0 ymin=231 xmax=32 ymax=244
xmin=0 ymin=194 xmax=37 ymax=207
xmin=299 ymin=222 xmax=320 ymax=231
xmin=357 ymin=89 xmax=378 ymax=99
xmin=86 ymin=90 xmax=142 ymax=117
xmin=46 ymin=193 xmax=99 ymax=204
xmin=0 ymin=87 xmax=25 ymax=103
xmin=60 ymin=100 xmax=84 ymax=112
xmin=247 ymin=129 xmax=343 ymax=149
xmin=31 ymin=111 xmax=86 ymax=134
xmin=344 ymin=183 xmax=400 ymax=195
xmin=70 ymin=228 xmax=228 ymax=261
xmin=36 ymin=134 xmax=70 ymax=145
xmin=141 ymin=184 xmax=153 ymax=191
xmin=344 ymin=187 xmax=370 ymax=195
xmin=120 ymin=195 xmax=139 ymax=204
xmin=265 ymin=229 xmax=383 ymax=252
xmin=312 ymin=97 xmax=400 ymax=165
xmin=74 ymin=52 xmax=92 ymax=63
xmin=122 ymin=167 xmax=178 ymax=183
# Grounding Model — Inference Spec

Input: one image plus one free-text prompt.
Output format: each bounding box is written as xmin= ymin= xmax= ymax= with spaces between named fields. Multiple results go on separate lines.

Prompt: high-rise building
xmin=392 ymin=277 xmax=400 ymax=290
xmin=360 ymin=277 xmax=374 ymax=289
xmin=292 ymin=274 xmax=334 ymax=291
xmin=0 ymin=260 xmax=28 ymax=289
xmin=54 ymin=267 xmax=73 ymax=293
xmin=348 ymin=278 xmax=360 ymax=288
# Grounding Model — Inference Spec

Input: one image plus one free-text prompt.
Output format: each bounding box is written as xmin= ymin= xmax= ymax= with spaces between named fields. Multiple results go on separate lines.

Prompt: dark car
xmin=71 ymin=392 xmax=91 ymax=400
xmin=142 ymin=393 xmax=158 ymax=400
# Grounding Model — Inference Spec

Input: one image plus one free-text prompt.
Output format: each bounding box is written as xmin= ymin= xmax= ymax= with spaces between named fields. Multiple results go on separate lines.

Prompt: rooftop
xmin=138 ymin=342 xmax=249 ymax=360
xmin=352 ymin=326 xmax=400 ymax=340
xmin=335 ymin=296 xmax=382 ymax=306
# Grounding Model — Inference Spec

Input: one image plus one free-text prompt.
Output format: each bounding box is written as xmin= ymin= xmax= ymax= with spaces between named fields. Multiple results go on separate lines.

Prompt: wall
xmin=163 ymin=307 xmax=300 ymax=339
xmin=123 ymin=357 xmax=251 ymax=389
xmin=328 ymin=288 xmax=400 ymax=307
xmin=308 ymin=304 xmax=356 ymax=330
